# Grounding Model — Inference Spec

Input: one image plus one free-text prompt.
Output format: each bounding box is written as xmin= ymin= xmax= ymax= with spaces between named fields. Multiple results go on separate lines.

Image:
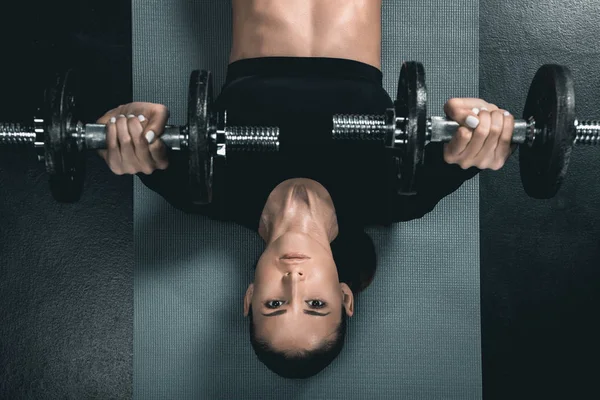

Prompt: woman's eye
xmin=309 ymin=300 xmax=326 ymax=308
xmin=265 ymin=300 xmax=326 ymax=309
xmin=266 ymin=300 xmax=283 ymax=309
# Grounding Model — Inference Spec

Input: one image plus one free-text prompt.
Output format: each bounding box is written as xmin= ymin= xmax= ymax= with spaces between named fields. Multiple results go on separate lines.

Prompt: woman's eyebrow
xmin=261 ymin=309 xmax=331 ymax=317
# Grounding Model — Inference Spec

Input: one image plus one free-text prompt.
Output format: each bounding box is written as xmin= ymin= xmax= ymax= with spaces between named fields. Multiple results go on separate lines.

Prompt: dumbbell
xmin=332 ymin=61 xmax=599 ymax=199
xmin=0 ymin=69 xmax=280 ymax=204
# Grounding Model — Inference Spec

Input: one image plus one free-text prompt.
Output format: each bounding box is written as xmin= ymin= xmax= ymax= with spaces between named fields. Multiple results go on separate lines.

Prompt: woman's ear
xmin=243 ymin=283 xmax=254 ymax=317
xmin=340 ymin=283 xmax=354 ymax=317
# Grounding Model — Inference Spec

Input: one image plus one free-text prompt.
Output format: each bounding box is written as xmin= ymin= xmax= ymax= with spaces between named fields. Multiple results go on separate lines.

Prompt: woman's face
xmin=243 ymin=231 xmax=354 ymax=352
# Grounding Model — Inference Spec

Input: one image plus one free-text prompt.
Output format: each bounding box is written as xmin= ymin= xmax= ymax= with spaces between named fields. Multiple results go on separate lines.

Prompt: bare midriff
xmin=230 ymin=0 xmax=382 ymax=71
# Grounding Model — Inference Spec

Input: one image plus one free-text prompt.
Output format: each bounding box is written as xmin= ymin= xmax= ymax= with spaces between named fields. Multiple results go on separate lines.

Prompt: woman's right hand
xmin=96 ymin=102 xmax=170 ymax=175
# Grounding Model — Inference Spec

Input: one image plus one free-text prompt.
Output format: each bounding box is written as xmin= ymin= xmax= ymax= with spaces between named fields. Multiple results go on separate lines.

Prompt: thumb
xmin=444 ymin=98 xmax=491 ymax=126
xmin=446 ymin=106 xmax=481 ymax=130
xmin=141 ymin=105 xmax=170 ymax=144
xmin=147 ymin=105 xmax=170 ymax=135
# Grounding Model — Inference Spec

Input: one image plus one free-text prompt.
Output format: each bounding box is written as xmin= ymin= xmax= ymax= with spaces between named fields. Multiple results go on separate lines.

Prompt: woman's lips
xmin=280 ymin=253 xmax=311 ymax=260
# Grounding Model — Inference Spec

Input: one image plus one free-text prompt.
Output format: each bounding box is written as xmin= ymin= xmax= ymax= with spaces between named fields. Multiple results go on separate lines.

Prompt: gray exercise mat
xmin=133 ymin=1 xmax=481 ymax=399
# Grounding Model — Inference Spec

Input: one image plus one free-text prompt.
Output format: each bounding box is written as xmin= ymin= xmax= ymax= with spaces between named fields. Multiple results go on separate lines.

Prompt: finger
xmin=444 ymin=98 xmax=488 ymax=116
xmin=103 ymin=116 xmax=124 ymax=174
xmin=96 ymin=106 xmax=121 ymax=164
xmin=492 ymin=111 xmax=516 ymax=170
xmin=444 ymin=126 xmax=473 ymax=164
xmin=474 ymin=109 xmax=505 ymax=166
xmin=141 ymin=105 xmax=170 ymax=170
xmin=459 ymin=110 xmax=491 ymax=167
xmin=148 ymin=135 xmax=169 ymax=170
xmin=115 ymin=114 xmax=141 ymax=174
xmin=444 ymin=98 xmax=496 ymax=119
xmin=444 ymin=104 xmax=485 ymax=133
xmin=127 ymin=114 xmax=156 ymax=175
xmin=480 ymin=104 xmax=499 ymax=112
xmin=144 ymin=105 xmax=170 ymax=138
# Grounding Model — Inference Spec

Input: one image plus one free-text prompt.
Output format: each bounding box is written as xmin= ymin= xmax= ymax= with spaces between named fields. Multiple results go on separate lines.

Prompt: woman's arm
xmin=96 ymin=102 xmax=212 ymax=214
xmin=136 ymin=150 xmax=212 ymax=214
xmin=391 ymin=142 xmax=481 ymax=222
xmin=391 ymin=98 xmax=516 ymax=222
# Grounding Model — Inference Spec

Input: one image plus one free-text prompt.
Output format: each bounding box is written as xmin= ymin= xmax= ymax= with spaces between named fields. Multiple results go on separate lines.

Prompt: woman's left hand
xmin=442 ymin=98 xmax=518 ymax=170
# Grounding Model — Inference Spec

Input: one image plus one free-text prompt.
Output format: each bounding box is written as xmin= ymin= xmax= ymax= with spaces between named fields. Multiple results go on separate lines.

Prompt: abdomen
xmin=230 ymin=0 xmax=382 ymax=70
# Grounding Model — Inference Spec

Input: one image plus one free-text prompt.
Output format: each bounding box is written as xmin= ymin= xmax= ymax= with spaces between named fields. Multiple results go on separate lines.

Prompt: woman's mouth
xmin=280 ymin=253 xmax=311 ymax=260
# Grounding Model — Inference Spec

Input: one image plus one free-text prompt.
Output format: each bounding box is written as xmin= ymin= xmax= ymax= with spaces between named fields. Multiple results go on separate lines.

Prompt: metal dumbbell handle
xmin=81 ymin=123 xmax=280 ymax=152
xmin=83 ymin=124 xmax=188 ymax=150
xmin=429 ymin=117 xmax=600 ymax=146
xmin=332 ymin=112 xmax=600 ymax=146
xmin=0 ymin=121 xmax=280 ymax=153
xmin=4 ymin=114 xmax=598 ymax=149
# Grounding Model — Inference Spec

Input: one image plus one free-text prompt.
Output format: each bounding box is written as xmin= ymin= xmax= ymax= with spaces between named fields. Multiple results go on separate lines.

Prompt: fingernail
xmin=481 ymin=107 xmax=488 ymax=111
xmin=109 ymin=117 xmax=116 ymax=124
xmin=138 ymin=115 xmax=146 ymax=122
xmin=127 ymin=114 xmax=135 ymax=119
xmin=118 ymin=114 xmax=125 ymax=118
xmin=504 ymin=111 xmax=511 ymax=116
xmin=466 ymin=115 xmax=480 ymax=129
xmin=472 ymin=108 xmax=480 ymax=115
xmin=145 ymin=130 xmax=155 ymax=144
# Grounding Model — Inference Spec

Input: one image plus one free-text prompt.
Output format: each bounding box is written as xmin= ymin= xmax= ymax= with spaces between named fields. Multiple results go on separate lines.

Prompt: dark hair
xmin=248 ymin=305 xmax=348 ymax=379
xmin=248 ymin=225 xmax=377 ymax=379
xmin=330 ymin=225 xmax=377 ymax=294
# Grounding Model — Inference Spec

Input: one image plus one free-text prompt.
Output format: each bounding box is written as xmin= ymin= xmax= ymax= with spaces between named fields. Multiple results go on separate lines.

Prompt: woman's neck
xmin=258 ymin=178 xmax=339 ymax=245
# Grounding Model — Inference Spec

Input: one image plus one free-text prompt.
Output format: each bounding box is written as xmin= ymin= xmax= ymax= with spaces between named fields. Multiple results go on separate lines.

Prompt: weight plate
xmin=44 ymin=69 xmax=86 ymax=202
xmin=187 ymin=70 xmax=214 ymax=205
xmin=520 ymin=64 xmax=576 ymax=199
xmin=395 ymin=61 xmax=427 ymax=195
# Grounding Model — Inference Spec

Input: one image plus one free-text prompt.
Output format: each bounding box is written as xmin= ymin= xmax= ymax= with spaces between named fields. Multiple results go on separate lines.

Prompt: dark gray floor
xmin=479 ymin=1 xmax=600 ymax=399
xmin=0 ymin=1 xmax=133 ymax=399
